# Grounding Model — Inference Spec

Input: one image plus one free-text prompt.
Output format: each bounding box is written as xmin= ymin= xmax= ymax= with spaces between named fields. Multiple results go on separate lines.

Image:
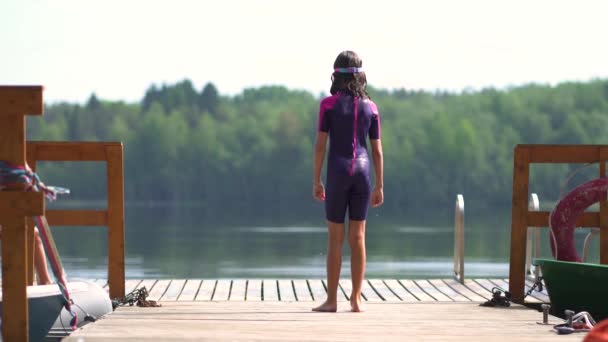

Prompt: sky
xmin=2 ymin=0 xmax=607 ymax=103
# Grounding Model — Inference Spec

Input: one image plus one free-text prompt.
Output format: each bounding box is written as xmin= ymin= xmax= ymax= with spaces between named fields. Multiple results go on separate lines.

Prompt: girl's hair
xmin=330 ymin=51 xmax=369 ymax=99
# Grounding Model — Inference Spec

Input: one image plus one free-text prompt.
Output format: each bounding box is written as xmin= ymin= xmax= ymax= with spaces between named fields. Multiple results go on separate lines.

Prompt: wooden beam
xmin=46 ymin=210 xmax=108 ymax=226
xmin=106 ymin=144 xmax=125 ymax=299
xmin=527 ymin=145 xmax=601 ymax=163
xmin=527 ymin=211 xmax=600 ymax=228
xmin=0 ymin=86 xmax=43 ymax=115
xmin=509 ymin=145 xmax=529 ymax=302
xmin=26 ymin=142 xmax=111 ymax=161
xmin=0 ymin=192 xmax=45 ymax=218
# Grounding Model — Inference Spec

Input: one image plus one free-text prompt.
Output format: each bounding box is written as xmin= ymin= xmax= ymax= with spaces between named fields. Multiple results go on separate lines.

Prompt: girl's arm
xmin=370 ymin=139 xmax=384 ymax=207
xmin=313 ymin=132 xmax=328 ymax=201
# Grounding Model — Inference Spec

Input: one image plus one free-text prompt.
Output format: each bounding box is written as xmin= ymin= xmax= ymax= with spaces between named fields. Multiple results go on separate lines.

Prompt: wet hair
xmin=330 ymin=51 xmax=369 ymax=99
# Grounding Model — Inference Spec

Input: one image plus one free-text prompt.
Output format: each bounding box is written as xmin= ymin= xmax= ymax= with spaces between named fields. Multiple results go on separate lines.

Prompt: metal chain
xmin=113 ymin=287 xmax=162 ymax=308
xmin=480 ymin=277 xmax=544 ymax=307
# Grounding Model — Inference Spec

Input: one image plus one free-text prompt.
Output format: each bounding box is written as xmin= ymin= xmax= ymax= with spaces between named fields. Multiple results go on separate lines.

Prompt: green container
xmin=534 ymin=258 xmax=608 ymax=320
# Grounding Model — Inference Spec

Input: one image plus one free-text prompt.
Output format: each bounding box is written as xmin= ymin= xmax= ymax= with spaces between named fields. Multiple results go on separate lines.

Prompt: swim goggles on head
xmin=334 ymin=67 xmax=363 ymax=73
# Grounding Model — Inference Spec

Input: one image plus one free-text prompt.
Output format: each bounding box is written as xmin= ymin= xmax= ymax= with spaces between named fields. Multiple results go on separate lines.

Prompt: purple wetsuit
xmin=318 ymin=92 xmax=381 ymax=223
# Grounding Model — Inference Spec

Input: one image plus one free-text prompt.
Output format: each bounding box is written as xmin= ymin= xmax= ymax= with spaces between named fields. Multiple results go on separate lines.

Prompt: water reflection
xmin=47 ymin=205 xmax=601 ymax=279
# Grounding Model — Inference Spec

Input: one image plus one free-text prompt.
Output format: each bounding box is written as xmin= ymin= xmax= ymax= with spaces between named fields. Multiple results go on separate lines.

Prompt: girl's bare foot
xmin=312 ymin=301 xmax=337 ymax=312
xmin=350 ymin=295 xmax=364 ymax=312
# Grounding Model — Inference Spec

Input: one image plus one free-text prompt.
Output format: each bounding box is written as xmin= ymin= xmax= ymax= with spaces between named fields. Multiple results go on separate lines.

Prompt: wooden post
xmin=0 ymin=86 xmax=45 ymax=342
xmin=106 ymin=144 xmax=125 ymax=299
xmin=509 ymin=145 xmax=529 ymax=302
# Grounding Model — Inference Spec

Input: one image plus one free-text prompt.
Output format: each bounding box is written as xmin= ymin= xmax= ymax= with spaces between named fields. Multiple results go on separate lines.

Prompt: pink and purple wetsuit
xmin=318 ymin=92 xmax=381 ymax=223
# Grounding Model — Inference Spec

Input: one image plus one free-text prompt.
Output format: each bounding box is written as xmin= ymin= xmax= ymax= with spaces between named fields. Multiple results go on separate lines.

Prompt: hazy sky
xmin=2 ymin=0 xmax=607 ymax=103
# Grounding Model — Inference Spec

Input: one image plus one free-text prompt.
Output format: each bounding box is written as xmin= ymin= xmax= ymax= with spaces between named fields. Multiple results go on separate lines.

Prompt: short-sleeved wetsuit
xmin=318 ymin=92 xmax=381 ymax=223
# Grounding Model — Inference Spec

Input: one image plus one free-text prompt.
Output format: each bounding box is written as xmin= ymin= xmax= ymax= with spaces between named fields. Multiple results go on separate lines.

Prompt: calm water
xmin=45 ymin=203 xmax=601 ymax=280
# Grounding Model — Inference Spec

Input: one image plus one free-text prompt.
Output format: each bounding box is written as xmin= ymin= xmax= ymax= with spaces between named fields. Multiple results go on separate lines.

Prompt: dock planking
xmin=177 ymin=279 xmax=201 ymax=301
xmin=97 ymin=278 xmax=548 ymax=304
xmin=66 ymin=301 xmax=575 ymax=341
xmin=291 ymin=279 xmax=312 ymax=302
xmin=277 ymin=280 xmax=296 ymax=301
xmin=263 ymin=279 xmax=279 ymax=301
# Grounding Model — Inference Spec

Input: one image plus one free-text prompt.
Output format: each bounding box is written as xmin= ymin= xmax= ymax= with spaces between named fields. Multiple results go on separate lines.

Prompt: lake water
xmin=47 ymin=203 xmax=601 ymax=280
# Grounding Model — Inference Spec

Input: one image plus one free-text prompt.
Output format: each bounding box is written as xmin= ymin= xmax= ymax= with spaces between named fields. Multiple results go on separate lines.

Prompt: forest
xmin=27 ymin=79 xmax=608 ymax=220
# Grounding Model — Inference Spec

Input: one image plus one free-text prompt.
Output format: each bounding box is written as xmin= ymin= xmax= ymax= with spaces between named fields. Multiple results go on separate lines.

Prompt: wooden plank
xmin=124 ymin=279 xmax=142 ymax=294
xmin=441 ymin=279 xmax=486 ymax=302
xmin=107 ymin=144 xmax=125 ymax=300
xmin=147 ymin=280 xmax=171 ymax=301
xmin=368 ymin=279 xmax=400 ymax=302
xmin=160 ymin=279 xmax=186 ymax=301
xmin=463 ymin=279 xmax=491 ymax=300
xmin=383 ymin=279 xmax=418 ymax=302
xmin=246 ymin=279 xmax=262 ymax=301
xmin=177 ymin=280 xmax=201 ymax=301
xmin=525 ymin=145 xmax=603 ymax=163
xmin=195 ymin=280 xmax=216 ymax=301
xmin=398 ymin=279 xmax=434 ymax=302
xmin=528 ymin=211 xmax=599 ymax=228
xmin=262 ymin=279 xmax=279 ymax=301
xmin=291 ymin=280 xmax=312 ymax=302
xmin=474 ymin=279 xmax=503 ymax=293
xmin=26 ymin=141 xmax=122 ymax=161
xmin=428 ymin=279 xmax=470 ymax=302
xmin=509 ymin=145 xmax=529 ymax=302
xmin=277 ymin=280 xmax=296 ymax=302
xmin=0 ymin=86 xmax=43 ymax=115
xmin=213 ymin=280 xmax=232 ymax=301
xmin=307 ymin=279 xmax=326 ymax=302
xmin=65 ymin=301 xmax=578 ymax=342
xmin=361 ymin=280 xmax=383 ymax=302
xmin=414 ymin=280 xmax=453 ymax=302
xmin=0 ymin=192 xmax=45 ymax=218
xmin=339 ymin=279 xmax=353 ymax=301
xmin=46 ymin=210 xmax=108 ymax=226
xmin=230 ymin=280 xmax=247 ymax=301
xmin=93 ymin=279 xmax=107 ymax=287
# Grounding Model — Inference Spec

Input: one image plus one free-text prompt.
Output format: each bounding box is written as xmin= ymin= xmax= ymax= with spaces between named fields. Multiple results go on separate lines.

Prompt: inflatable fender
xmin=550 ymin=177 xmax=608 ymax=262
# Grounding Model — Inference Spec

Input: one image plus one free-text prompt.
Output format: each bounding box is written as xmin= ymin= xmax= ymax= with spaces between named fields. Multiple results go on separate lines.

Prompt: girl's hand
xmin=313 ymin=182 xmax=325 ymax=202
xmin=371 ymin=187 xmax=383 ymax=207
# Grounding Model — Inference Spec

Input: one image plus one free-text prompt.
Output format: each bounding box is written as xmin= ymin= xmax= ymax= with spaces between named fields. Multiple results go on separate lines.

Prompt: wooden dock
xmin=63 ymin=278 xmax=576 ymax=341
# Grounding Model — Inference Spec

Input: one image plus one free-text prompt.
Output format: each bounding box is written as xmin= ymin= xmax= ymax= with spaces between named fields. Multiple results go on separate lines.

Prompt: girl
xmin=312 ymin=51 xmax=384 ymax=312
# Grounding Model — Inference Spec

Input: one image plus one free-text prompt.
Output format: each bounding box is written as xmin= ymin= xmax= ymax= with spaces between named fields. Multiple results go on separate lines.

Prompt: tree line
xmin=27 ymin=79 xmax=608 ymax=220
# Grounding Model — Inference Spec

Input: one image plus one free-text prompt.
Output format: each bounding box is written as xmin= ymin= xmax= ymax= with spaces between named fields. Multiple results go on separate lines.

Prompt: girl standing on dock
xmin=312 ymin=51 xmax=384 ymax=312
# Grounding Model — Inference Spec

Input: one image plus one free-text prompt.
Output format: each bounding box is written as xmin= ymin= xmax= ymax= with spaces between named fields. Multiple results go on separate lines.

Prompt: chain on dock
xmin=480 ymin=277 xmax=544 ymax=307
xmin=113 ymin=287 xmax=162 ymax=309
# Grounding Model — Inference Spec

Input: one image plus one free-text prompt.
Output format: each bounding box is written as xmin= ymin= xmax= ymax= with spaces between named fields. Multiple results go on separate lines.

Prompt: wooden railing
xmin=0 ymin=86 xmax=45 ymax=341
xmin=0 ymin=86 xmax=126 ymax=340
xmin=26 ymin=141 xmax=125 ymax=299
xmin=509 ymin=144 xmax=608 ymax=302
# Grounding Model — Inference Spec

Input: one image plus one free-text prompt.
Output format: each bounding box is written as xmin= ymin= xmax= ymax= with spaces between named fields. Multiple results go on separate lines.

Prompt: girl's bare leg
xmin=348 ymin=220 xmax=366 ymax=312
xmin=34 ymin=227 xmax=52 ymax=285
xmin=312 ymin=221 xmax=345 ymax=312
